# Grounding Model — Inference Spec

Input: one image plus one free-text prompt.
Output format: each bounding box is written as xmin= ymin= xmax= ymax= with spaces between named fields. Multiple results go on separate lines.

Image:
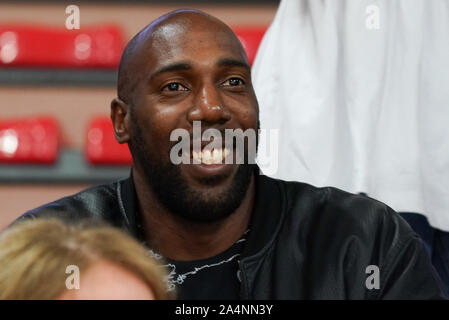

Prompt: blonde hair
xmin=0 ymin=218 xmax=170 ymax=300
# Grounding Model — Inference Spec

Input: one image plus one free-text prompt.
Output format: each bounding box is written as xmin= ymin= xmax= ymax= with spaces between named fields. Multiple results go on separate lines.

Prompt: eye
xmin=162 ymin=82 xmax=189 ymax=92
xmin=223 ymin=77 xmax=245 ymax=87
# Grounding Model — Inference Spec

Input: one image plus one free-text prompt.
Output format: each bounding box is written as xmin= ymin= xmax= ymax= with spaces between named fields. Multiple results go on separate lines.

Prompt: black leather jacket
xmin=18 ymin=173 xmax=446 ymax=299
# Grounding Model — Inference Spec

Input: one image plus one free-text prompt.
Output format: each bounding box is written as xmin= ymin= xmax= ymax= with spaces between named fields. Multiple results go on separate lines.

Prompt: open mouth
xmin=189 ymin=147 xmax=231 ymax=165
xmin=179 ymin=143 xmax=237 ymax=181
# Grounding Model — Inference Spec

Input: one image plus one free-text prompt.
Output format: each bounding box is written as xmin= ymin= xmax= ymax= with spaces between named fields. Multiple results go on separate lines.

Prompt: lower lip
xmin=182 ymin=160 xmax=235 ymax=180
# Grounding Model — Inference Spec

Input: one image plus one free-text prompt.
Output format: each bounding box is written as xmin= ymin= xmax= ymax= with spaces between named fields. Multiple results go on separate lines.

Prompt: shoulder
xmin=16 ymin=180 xmax=122 ymax=223
xmin=270 ymin=176 xmax=414 ymax=247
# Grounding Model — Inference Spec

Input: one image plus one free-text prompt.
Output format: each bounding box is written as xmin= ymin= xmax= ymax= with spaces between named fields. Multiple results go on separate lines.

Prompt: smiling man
xmin=17 ymin=9 xmax=446 ymax=299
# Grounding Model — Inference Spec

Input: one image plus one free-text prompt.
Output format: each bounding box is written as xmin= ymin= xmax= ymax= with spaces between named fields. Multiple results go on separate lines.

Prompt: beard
xmin=129 ymin=116 xmax=257 ymax=223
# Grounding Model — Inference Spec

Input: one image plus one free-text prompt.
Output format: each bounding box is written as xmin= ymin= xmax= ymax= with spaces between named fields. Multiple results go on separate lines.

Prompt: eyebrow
xmin=217 ymin=58 xmax=251 ymax=72
xmin=148 ymin=62 xmax=192 ymax=82
xmin=148 ymin=57 xmax=250 ymax=83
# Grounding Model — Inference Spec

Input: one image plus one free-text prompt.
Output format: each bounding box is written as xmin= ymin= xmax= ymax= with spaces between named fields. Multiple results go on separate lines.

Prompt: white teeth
xmin=192 ymin=151 xmax=201 ymax=163
xmin=212 ymin=149 xmax=222 ymax=164
xmin=191 ymin=148 xmax=230 ymax=165
xmin=203 ymin=150 xmax=212 ymax=164
xmin=183 ymin=152 xmax=190 ymax=163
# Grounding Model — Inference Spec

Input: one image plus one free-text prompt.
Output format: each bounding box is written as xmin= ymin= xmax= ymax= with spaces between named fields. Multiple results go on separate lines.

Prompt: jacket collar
xmin=118 ymin=173 xmax=147 ymax=243
xmin=240 ymin=173 xmax=286 ymax=260
xmin=118 ymin=169 xmax=286 ymax=256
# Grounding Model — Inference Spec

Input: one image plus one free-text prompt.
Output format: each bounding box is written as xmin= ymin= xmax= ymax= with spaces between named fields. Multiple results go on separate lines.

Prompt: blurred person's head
xmin=0 ymin=218 xmax=170 ymax=300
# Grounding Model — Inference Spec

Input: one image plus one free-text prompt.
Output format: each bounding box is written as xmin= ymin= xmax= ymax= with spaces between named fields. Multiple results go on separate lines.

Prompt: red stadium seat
xmin=86 ymin=116 xmax=132 ymax=165
xmin=0 ymin=117 xmax=60 ymax=164
xmin=232 ymin=26 xmax=267 ymax=66
xmin=0 ymin=24 xmax=124 ymax=68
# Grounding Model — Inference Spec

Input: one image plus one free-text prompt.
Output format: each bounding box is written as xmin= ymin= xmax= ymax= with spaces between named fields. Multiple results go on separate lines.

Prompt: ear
xmin=110 ymin=97 xmax=131 ymax=144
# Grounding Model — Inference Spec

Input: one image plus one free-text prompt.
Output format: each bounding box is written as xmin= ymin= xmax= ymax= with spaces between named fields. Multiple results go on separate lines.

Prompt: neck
xmin=133 ymin=170 xmax=255 ymax=261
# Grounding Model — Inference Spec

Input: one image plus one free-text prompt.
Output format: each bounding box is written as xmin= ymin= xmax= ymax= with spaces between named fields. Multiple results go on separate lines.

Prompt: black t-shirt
xmin=149 ymin=230 xmax=250 ymax=300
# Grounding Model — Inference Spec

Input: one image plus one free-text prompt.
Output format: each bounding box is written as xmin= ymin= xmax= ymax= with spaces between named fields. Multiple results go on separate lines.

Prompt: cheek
xmin=231 ymin=99 xmax=259 ymax=130
xmin=243 ymin=107 xmax=258 ymax=128
xmin=153 ymin=105 xmax=184 ymax=134
xmin=146 ymin=104 xmax=186 ymax=157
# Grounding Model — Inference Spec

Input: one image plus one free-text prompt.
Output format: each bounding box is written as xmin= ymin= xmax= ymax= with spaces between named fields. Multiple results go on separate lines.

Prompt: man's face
xmin=128 ymin=18 xmax=259 ymax=222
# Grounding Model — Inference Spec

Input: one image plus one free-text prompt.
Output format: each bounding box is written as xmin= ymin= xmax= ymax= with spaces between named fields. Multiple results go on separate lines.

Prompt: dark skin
xmin=111 ymin=11 xmax=258 ymax=261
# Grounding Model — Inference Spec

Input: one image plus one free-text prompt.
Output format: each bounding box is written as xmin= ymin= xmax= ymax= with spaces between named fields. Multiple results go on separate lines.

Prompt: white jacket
xmin=253 ymin=0 xmax=449 ymax=231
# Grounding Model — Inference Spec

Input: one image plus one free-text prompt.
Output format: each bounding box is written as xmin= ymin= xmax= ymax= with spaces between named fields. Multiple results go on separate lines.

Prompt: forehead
xmin=144 ymin=21 xmax=247 ymax=71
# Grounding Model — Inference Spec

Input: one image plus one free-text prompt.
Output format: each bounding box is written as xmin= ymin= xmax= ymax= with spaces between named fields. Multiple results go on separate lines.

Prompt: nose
xmin=187 ymin=83 xmax=231 ymax=124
